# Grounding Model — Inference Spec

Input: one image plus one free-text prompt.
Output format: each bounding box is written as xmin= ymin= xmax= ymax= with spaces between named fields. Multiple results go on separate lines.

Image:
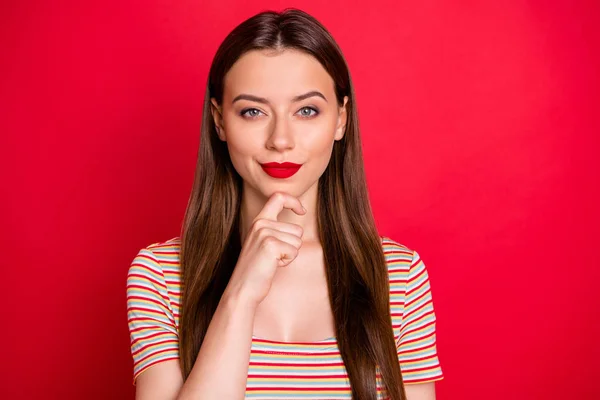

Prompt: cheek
xmin=301 ymin=120 xmax=338 ymax=157
xmin=224 ymin=117 xmax=261 ymax=153
xmin=297 ymin=124 xmax=338 ymax=179
xmin=223 ymin=131 xmax=262 ymax=178
xmin=224 ymin=114 xmax=264 ymax=152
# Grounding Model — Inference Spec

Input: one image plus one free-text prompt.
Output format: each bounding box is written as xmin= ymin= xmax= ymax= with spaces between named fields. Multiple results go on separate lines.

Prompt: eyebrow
xmin=231 ymin=90 xmax=328 ymax=105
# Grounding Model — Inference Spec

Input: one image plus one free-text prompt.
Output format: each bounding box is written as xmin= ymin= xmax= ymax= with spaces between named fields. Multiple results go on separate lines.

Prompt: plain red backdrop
xmin=1 ymin=0 xmax=599 ymax=398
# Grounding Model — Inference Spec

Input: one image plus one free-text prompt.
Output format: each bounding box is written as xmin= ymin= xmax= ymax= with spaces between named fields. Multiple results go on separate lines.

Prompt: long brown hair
xmin=179 ymin=8 xmax=406 ymax=399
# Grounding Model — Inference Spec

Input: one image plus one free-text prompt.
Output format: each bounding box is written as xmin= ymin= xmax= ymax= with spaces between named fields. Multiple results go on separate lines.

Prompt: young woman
xmin=127 ymin=8 xmax=443 ymax=400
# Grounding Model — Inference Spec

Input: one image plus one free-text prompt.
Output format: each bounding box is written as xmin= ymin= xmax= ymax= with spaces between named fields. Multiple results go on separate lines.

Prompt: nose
xmin=265 ymin=114 xmax=294 ymax=151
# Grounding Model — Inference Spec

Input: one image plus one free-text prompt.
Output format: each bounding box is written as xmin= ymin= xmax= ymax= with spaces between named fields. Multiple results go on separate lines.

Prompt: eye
xmin=297 ymin=106 xmax=319 ymax=118
xmin=240 ymin=108 xmax=264 ymax=119
xmin=240 ymin=106 xmax=319 ymax=119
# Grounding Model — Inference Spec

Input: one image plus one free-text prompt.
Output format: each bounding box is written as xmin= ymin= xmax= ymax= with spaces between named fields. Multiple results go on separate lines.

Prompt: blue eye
xmin=298 ymin=106 xmax=319 ymax=118
xmin=240 ymin=106 xmax=319 ymax=119
xmin=240 ymin=108 xmax=263 ymax=118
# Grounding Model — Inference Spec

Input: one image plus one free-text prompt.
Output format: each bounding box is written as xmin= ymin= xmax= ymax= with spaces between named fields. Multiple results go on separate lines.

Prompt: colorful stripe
xmin=126 ymin=236 xmax=443 ymax=396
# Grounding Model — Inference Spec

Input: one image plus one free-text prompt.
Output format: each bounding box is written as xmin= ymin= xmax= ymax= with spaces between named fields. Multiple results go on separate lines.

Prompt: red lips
xmin=260 ymin=162 xmax=303 ymax=179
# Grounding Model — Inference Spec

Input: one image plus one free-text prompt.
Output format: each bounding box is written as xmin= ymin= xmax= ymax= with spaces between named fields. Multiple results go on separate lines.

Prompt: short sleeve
xmin=396 ymin=250 xmax=444 ymax=384
xmin=126 ymin=248 xmax=180 ymax=385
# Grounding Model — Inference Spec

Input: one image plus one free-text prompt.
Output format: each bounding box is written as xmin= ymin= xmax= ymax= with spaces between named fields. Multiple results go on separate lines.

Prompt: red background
xmin=2 ymin=1 xmax=599 ymax=399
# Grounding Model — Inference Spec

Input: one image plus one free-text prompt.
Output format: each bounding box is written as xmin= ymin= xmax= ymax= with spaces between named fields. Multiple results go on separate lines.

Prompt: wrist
xmin=222 ymin=286 xmax=259 ymax=314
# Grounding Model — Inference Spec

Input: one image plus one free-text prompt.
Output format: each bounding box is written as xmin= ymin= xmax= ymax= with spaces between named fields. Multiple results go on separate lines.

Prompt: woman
xmin=127 ymin=8 xmax=443 ymax=400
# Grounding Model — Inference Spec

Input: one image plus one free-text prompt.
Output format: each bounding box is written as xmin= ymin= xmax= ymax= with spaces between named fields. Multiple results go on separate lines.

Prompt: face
xmin=210 ymin=48 xmax=348 ymax=200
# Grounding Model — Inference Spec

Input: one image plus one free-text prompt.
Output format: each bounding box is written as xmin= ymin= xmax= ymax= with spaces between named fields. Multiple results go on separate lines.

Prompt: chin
xmin=255 ymin=180 xmax=313 ymax=200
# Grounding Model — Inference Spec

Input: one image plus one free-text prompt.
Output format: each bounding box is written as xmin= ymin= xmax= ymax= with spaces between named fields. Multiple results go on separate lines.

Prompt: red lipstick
xmin=260 ymin=162 xmax=302 ymax=179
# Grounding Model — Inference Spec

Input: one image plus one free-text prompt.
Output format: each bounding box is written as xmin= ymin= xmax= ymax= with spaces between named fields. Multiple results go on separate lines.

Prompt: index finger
xmin=254 ymin=192 xmax=306 ymax=222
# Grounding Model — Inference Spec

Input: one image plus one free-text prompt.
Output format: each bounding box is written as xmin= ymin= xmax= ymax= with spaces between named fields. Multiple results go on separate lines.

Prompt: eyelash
xmin=239 ymin=106 xmax=319 ymax=119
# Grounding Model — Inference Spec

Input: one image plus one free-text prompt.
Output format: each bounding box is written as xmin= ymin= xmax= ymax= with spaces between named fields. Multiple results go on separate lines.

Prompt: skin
xmin=211 ymin=48 xmax=346 ymax=245
xmin=134 ymin=48 xmax=436 ymax=400
xmin=211 ymin=48 xmax=346 ymax=343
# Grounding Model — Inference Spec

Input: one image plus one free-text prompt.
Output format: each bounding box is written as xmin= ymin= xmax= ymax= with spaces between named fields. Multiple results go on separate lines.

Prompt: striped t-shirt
xmin=126 ymin=236 xmax=443 ymax=398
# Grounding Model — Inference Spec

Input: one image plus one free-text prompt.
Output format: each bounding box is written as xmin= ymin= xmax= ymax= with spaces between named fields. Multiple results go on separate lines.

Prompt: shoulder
xmin=140 ymin=235 xmax=183 ymax=287
xmin=127 ymin=236 xmax=183 ymax=322
xmin=131 ymin=236 xmax=182 ymax=272
xmin=126 ymin=237 xmax=182 ymax=384
xmin=145 ymin=236 xmax=182 ymax=259
xmin=379 ymin=235 xmax=432 ymax=291
xmin=379 ymin=235 xmax=417 ymax=272
xmin=380 ymin=236 xmax=433 ymax=341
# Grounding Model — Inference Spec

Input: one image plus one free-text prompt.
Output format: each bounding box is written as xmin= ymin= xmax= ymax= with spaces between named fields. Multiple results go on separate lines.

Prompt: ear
xmin=334 ymin=96 xmax=349 ymax=141
xmin=210 ymin=98 xmax=226 ymax=141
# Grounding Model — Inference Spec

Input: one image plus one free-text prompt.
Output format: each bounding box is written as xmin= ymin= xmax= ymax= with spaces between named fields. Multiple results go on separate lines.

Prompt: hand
xmin=225 ymin=191 xmax=306 ymax=308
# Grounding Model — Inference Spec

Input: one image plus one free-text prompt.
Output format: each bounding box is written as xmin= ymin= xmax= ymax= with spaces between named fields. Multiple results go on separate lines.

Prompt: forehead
xmin=223 ymin=49 xmax=336 ymax=101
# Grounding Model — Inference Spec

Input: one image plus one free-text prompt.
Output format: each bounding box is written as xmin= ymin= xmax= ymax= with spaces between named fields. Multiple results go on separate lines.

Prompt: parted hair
xmin=179 ymin=8 xmax=406 ymax=399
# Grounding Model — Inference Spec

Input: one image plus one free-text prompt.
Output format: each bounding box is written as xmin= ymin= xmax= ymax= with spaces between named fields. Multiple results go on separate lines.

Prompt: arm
xmin=131 ymin=193 xmax=304 ymax=399
xmin=175 ymin=289 xmax=256 ymax=400
xmin=133 ymin=292 xmax=255 ymax=400
xmin=127 ymin=249 xmax=256 ymax=400
xmin=127 ymin=248 xmax=182 ymax=399
xmin=397 ymin=250 xmax=444 ymax=398
xmin=134 ymin=360 xmax=183 ymax=400
xmin=405 ymin=382 xmax=436 ymax=400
